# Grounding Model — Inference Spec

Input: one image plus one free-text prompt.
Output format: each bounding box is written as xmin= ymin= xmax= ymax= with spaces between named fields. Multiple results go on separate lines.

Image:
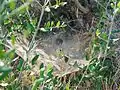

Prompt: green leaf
xmin=31 ymin=55 xmax=39 ymax=65
xmin=112 ymin=29 xmax=120 ymax=33
xmin=27 ymin=23 xmax=35 ymax=33
xmin=4 ymin=19 xmax=11 ymax=25
xmin=31 ymin=18 xmax=37 ymax=26
xmin=11 ymin=34 xmax=16 ymax=45
xmin=0 ymin=66 xmax=12 ymax=80
xmin=0 ymin=50 xmax=6 ymax=59
xmin=17 ymin=59 xmax=24 ymax=71
xmin=40 ymin=63 xmax=44 ymax=69
xmin=61 ymin=22 xmax=67 ymax=27
xmin=9 ymin=0 xmax=16 ymax=10
xmin=28 ymin=0 xmax=33 ymax=3
xmin=96 ymin=29 xmax=100 ymax=36
xmin=47 ymin=64 xmax=52 ymax=71
xmin=5 ymin=2 xmax=30 ymax=19
xmin=35 ymin=78 xmax=44 ymax=84
xmin=51 ymin=21 xmax=54 ymax=27
xmin=47 ymin=69 xmax=53 ymax=79
xmin=45 ymin=6 xmax=51 ymax=12
xmin=56 ymin=0 xmax=59 ymax=5
xmin=0 ymin=66 xmax=12 ymax=72
xmin=6 ymin=49 xmax=15 ymax=60
xmin=65 ymin=83 xmax=70 ymax=90
xmin=84 ymin=73 xmax=94 ymax=79
xmin=46 ymin=21 xmax=51 ymax=28
xmin=40 ymin=68 xmax=45 ymax=78
xmin=89 ymin=65 xmax=95 ymax=72
xmin=111 ymin=3 xmax=114 ymax=8
xmin=24 ymin=30 xmax=30 ymax=38
xmin=0 ymin=44 xmax=4 ymax=51
xmin=40 ymin=63 xmax=45 ymax=78
xmin=56 ymin=21 xmax=60 ymax=27
xmin=32 ymin=78 xmax=44 ymax=90
xmin=117 ymin=1 xmax=120 ymax=8
xmin=21 ymin=0 xmax=25 ymax=3
xmin=60 ymin=2 xmax=67 ymax=6
xmin=0 ymin=72 xmax=9 ymax=80
xmin=40 ymin=28 xmax=49 ymax=32
xmin=100 ymin=33 xmax=108 ymax=40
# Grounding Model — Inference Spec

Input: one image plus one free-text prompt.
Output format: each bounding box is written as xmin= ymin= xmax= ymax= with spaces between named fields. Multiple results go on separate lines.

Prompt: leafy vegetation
xmin=0 ymin=0 xmax=120 ymax=90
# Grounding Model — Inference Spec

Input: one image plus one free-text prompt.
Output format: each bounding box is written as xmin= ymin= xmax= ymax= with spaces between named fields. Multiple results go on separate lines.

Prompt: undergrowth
xmin=0 ymin=0 xmax=120 ymax=90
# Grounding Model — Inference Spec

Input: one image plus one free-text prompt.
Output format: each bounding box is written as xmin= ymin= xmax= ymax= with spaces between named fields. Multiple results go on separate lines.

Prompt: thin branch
xmin=75 ymin=57 xmax=95 ymax=90
xmin=28 ymin=0 xmax=49 ymax=51
xmin=17 ymin=0 xmax=49 ymax=83
xmin=102 ymin=8 xmax=118 ymax=65
xmin=94 ymin=0 xmax=106 ymax=10
xmin=73 ymin=0 xmax=89 ymax=14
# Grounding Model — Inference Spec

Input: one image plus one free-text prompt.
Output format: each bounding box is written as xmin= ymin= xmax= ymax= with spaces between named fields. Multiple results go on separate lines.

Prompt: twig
xmin=75 ymin=57 xmax=95 ymax=90
xmin=17 ymin=0 xmax=49 ymax=83
xmin=35 ymin=0 xmax=42 ymax=8
xmin=28 ymin=0 xmax=49 ymax=51
xmin=102 ymin=7 xmax=119 ymax=66
xmin=73 ymin=0 xmax=89 ymax=14
xmin=94 ymin=0 xmax=106 ymax=10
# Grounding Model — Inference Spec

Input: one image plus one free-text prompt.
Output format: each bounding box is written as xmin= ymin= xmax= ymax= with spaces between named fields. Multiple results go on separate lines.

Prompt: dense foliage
xmin=0 ymin=0 xmax=120 ymax=90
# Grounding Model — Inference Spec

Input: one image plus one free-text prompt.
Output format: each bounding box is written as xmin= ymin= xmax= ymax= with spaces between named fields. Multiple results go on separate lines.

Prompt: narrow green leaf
xmin=11 ymin=34 xmax=16 ymax=45
xmin=56 ymin=0 xmax=59 ymax=5
xmin=47 ymin=69 xmax=53 ymax=78
xmin=32 ymin=78 xmax=44 ymax=90
xmin=17 ymin=59 xmax=24 ymax=71
xmin=31 ymin=55 xmax=39 ymax=65
xmin=40 ymin=68 xmax=45 ymax=78
xmin=40 ymin=28 xmax=49 ymax=32
xmin=40 ymin=63 xmax=44 ymax=69
xmin=39 ymin=63 xmax=45 ymax=78
xmin=56 ymin=21 xmax=60 ymax=27
xmin=0 ymin=66 xmax=12 ymax=72
xmin=46 ymin=21 xmax=50 ymax=28
xmin=51 ymin=21 xmax=54 ymax=27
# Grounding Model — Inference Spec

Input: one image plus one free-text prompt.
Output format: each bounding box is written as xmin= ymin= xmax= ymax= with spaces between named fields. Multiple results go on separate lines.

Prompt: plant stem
xmin=28 ymin=0 xmax=49 ymax=51
xmin=102 ymin=8 xmax=118 ymax=66
xmin=28 ymin=6 xmax=44 ymax=51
